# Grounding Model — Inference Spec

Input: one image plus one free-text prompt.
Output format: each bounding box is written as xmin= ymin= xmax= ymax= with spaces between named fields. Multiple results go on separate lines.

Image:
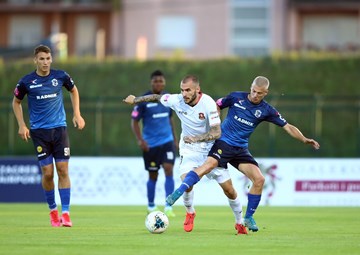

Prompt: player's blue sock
xmin=178 ymin=171 xmax=200 ymax=194
xmin=245 ymin=193 xmax=261 ymax=218
xmin=165 ymin=176 xmax=174 ymax=206
xmin=147 ymin=179 xmax=156 ymax=207
xmin=59 ymin=188 xmax=71 ymax=213
xmin=44 ymin=189 xmax=57 ymax=210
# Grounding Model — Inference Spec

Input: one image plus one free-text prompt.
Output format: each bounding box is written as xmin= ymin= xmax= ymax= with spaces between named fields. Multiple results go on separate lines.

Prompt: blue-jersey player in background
xmin=131 ymin=70 xmax=177 ymax=217
xmin=166 ymin=76 xmax=320 ymax=232
xmin=12 ymin=45 xmax=85 ymax=227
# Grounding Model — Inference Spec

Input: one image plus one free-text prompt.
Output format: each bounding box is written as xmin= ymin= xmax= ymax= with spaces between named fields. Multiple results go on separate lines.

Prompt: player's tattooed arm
xmin=183 ymin=124 xmax=221 ymax=143
xmin=134 ymin=94 xmax=161 ymax=103
xmin=123 ymin=94 xmax=161 ymax=105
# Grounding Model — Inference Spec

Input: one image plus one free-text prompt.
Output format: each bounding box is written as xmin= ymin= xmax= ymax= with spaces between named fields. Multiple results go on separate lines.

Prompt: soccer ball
xmin=145 ymin=211 xmax=169 ymax=234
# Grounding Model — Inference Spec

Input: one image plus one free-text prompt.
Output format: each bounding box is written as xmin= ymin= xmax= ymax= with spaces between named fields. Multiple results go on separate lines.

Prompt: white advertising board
xmin=56 ymin=157 xmax=360 ymax=206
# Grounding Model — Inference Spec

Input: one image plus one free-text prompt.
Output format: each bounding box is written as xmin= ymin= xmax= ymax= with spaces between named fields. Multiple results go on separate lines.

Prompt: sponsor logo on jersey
xmin=198 ymin=113 xmax=205 ymax=120
xmin=234 ymin=103 xmax=246 ymax=110
xmin=51 ymin=79 xmax=58 ymax=87
xmin=234 ymin=115 xmax=254 ymax=126
xmin=29 ymin=84 xmax=43 ymax=89
xmin=153 ymin=112 xmax=169 ymax=118
xmin=254 ymin=110 xmax=262 ymax=118
xmin=31 ymin=79 xmax=37 ymax=84
xmin=36 ymin=93 xmax=57 ymax=100
xmin=178 ymin=110 xmax=187 ymax=115
xmin=37 ymin=152 xmax=46 ymax=157
xmin=146 ymin=103 xmax=158 ymax=108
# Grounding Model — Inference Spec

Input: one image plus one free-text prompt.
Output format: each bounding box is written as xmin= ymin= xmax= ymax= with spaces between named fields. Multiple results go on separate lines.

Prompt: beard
xmin=184 ymin=93 xmax=197 ymax=106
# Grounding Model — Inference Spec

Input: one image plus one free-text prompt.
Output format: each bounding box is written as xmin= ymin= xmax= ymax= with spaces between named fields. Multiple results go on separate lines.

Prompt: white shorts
xmin=178 ymin=149 xmax=231 ymax=184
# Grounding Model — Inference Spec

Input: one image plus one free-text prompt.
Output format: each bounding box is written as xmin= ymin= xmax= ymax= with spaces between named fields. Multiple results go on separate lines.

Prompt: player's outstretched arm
xmin=283 ymin=123 xmax=320 ymax=150
xmin=123 ymin=94 xmax=162 ymax=105
xmin=183 ymin=124 xmax=221 ymax=143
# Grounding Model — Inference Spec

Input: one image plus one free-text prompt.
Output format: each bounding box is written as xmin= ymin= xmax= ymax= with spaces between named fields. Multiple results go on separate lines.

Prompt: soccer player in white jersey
xmin=124 ymin=75 xmax=247 ymax=234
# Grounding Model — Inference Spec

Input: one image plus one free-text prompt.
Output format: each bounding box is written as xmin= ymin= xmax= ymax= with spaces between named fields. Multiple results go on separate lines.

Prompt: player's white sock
xmin=228 ymin=196 xmax=243 ymax=224
xmin=183 ymin=190 xmax=195 ymax=213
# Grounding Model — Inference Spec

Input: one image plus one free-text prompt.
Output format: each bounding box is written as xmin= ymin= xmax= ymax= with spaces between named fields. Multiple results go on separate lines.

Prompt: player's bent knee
xmin=254 ymin=175 xmax=265 ymax=188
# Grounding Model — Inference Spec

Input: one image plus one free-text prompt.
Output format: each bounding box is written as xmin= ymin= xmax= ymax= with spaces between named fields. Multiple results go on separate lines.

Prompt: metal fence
xmin=1 ymin=95 xmax=359 ymax=157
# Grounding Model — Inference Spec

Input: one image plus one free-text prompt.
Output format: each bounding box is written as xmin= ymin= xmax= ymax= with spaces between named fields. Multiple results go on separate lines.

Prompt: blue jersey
xmin=14 ymin=69 xmax=75 ymax=129
xmin=131 ymin=91 xmax=174 ymax=148
xmin=217 ymin=91 xmax=287 ymax=148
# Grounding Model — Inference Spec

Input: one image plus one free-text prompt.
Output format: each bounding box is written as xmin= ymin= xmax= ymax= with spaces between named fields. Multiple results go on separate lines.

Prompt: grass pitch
xmin=0 ymin=204 xmax=359 ymax=255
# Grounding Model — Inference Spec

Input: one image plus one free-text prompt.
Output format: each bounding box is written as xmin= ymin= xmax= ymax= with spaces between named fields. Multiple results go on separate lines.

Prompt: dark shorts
xmin=143 ymin=141 xmax=176 ymax=171
xmin=30 ymin=127 xmax=70 ymax=163
xmin=208 ymin=139 xmax=258 ymax=169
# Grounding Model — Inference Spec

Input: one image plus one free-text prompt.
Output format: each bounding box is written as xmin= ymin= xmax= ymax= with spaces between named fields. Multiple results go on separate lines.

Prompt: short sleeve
xmin=160 ymin=93 xmax=179 ymax=108
xmin=216 ymin=93 xmax=234 ymax=109
xmin=266 ymin=106 xmax=287 ymax=127
xmin=131 ymin=105 xmax=143 ymax=120
xmin=13 ymin=81 xmax=27 ymax=100
xmin=62 ymin=71 xmax=75 ymax=91
xmin=205 ymin=97 xmax=221 ymax=127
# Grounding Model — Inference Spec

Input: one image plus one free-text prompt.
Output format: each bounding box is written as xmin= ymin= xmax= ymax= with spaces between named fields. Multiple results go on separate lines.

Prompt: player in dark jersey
xmin=131 ymin=70 xmax=177 ymax=217
xmin=166 ymin=76 xmax=320 ymax=232
xmin=12 ymin=45 xmax=85 ymax=227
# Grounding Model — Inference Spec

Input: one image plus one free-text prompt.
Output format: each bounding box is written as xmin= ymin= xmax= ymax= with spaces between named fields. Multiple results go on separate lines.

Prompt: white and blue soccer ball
xmin=145 ymin=211 xmax=169 ymax=234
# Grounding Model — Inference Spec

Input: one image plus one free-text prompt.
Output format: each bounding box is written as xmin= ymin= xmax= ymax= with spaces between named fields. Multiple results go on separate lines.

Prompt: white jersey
xmin=160 ymin=93 xmax=220 ymax=153
xmin=160 ymin=93 xmax=229 ymax=183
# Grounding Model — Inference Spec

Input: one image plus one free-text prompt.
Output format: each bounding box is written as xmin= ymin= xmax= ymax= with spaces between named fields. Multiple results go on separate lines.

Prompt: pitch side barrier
xmin=1 ymin=157 xmax=359 ymax=206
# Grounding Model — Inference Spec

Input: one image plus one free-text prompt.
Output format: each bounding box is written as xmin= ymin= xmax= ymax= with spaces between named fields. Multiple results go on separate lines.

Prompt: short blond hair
xmin=252 ymin=76 xmax=269 ymax=89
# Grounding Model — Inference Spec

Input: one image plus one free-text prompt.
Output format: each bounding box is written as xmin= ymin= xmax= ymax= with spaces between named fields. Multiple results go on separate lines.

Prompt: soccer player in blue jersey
xmin=130 ymin=70 xmax=177 ymax=217
xmin=12 ymin=45 xmax=85 ymax=227
xmin=166 ymin=76 xmax=320 ymax=232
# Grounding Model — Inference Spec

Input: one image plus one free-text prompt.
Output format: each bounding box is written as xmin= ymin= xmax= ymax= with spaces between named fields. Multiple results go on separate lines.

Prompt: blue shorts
xmin=30 ymin=127 xmax=70 ymax=166
xmin=208 ymin=139 xmax=258 ymax=169
xmin=143 ymin=141 xmax=176 ymax=171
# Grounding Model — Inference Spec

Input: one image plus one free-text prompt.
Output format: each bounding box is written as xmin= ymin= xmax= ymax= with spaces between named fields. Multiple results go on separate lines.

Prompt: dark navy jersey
xmin=216 ymin=91 xmax=287 ymax=148
xmin=14 ymin=69 xmax=75 ymax=129
xmin=131 ymin=91 xmax=174 ymax=148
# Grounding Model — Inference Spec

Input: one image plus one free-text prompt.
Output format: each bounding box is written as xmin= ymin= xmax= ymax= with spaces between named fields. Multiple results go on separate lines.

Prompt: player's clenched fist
xmin=123 ymin=95 xmax=136 ymax=105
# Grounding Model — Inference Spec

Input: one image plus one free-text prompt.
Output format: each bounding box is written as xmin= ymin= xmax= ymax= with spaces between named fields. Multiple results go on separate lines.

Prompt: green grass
xmin=0 ymin=204 xmax=359 ymax=255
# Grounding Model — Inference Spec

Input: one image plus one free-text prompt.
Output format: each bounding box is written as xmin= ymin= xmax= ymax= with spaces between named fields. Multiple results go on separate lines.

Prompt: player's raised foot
xmin=164 ymin=207 xmax=176 ymax=217
xmin=234 ymin=223 xmax=248 ymax=235
xmin=60 ymin=212 xmax=73 ymax=227
xmin=49 ymin=209 xmax=61 ymax=227
xmin=183 ymin=212 xmax=196 ymax=232
xmin=166 ymin=189 xmax=183 ymax=205
xmin=244 ymin=216 xmax=258 ymax=232
xmin=147 ymin=205 xmax=159 ymax=214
